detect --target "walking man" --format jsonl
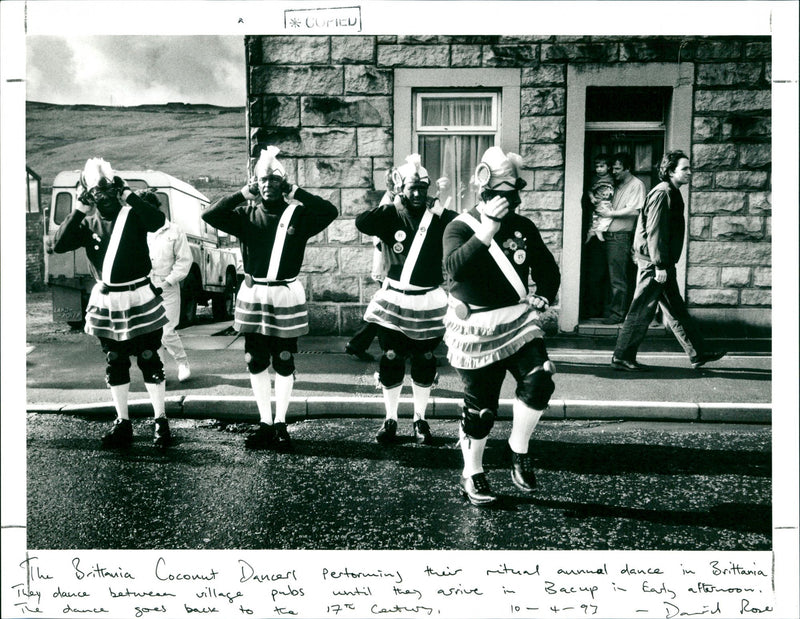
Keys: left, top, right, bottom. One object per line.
{"left": 611, "top": 151, "right": 726, "bottom": 371}
{"left": 355, "top": 155, "right": 456, "bottom": 445}
{"left": 595, "top": 153, "right": 646, "bottom": 324}
{"left": 140, "top": 190, "right": 193, "bottom": 382}
{"left": 202, "top": 146, "right": 338, "bottom": 450}
{"left": 53, "top": 158, "right": 171, "bottom": 448}
{"left": 443, "top": 146, "right": 560, "bottom": 506}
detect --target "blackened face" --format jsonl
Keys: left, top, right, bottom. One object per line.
{"left": 401, "top": 180, "right": 428, "bottom": 212}
{"left": 92, "top": 188, "right": 122, "bottom": 219}
{"left": 483, "top": 188, "right": 521, "bottom": 214}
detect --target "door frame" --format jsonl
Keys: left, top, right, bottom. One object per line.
{"left": 561, "top": 62, "right": 694, "bottom": 333}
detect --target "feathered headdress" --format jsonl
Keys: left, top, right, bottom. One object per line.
{"left": 473, "top": 147, "right": 527, "bottom": 191}
{"left": 254, "top": 145, "right": 286, "bottom": 178}
{"left": 80, "top": 157, "right": 115, "bottom": 190}
{"left": 391, "top": 153, "right": 430, "bottom": 189}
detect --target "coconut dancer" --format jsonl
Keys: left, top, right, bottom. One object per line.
{"left": 53, "top": 158, "right": 170, "bottom": 448}
{"left": 355, "top": 155, "right": 455, "bottom": 445}
{"left": 202, "top": 147, "right": 337, "bottom": 451}
{"left": 443, "top": 146, "right": 560, "bottom": 506}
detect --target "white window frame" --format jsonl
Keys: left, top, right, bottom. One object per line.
{"left": 393, "top": 69, "right": 520, "bottom": 170}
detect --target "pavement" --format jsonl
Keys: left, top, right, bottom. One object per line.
{"left": 26, "top": 319, "right": 772, "bottom": 424}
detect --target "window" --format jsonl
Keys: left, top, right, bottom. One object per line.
{"left": 395, "top": 69, "right": 520, "bottom": 211}
{"left": 27, "top": 168, "right": 41, "bottom": 213}
{"left": 126, "top": 179, "right": 150, "bottom": 191}
{"left": 154, "top": 192, "right": 171, "bottom": 219}
{"left": 53, "top": 192, "right": 72, "bottom": 225}
{"left": 414, "top": 92, "right": 499, "bottom": 211}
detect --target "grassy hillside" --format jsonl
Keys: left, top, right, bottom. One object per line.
{"left": 26, "top": 101, "right": 248, "bottom": 205}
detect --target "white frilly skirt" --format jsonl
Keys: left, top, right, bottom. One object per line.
{"left": 443, "top": 300, "right": 544, "bottom": 369}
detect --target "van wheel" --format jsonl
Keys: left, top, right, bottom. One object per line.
{"left": 212, "top": 270, "right": 236, "bottom": 321}
{"left": 179, "top": 272, "right": 200, "bottom": 327}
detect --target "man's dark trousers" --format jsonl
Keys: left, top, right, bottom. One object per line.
{"left": 603, "top": 231, "right": 633, "bottom": 322}
{"left": 614, "top": 260, "right": 706, "bottom": 362}
{"left": 348, "top": 320, "right": 378, "bottom": 353}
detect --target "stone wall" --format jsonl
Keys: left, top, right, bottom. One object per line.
{"left": 688, "top": 40, "right": 771, "bottom": 319}
{"left": 247, "top": 35, "right": 771, "bottom": 335}
{"left": 27, "top": 213, "right": 46, "bottom": 292}
{"left": 248, "top": 35, "right": 390, "bottom": 335}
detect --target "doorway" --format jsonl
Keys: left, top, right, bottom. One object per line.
{"left": 579, "top": 130, "right": 665, "bottom": 322}
{"left": 561, "top": 64, "right": 694, "bottom": 334}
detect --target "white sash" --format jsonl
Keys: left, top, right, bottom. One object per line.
{"left": 399, "top": 208, "right": 434, "bottom": 287}
{"left": 101, "top": 206, "right": 131, "bottom": 283}
{"left": 455, "top": 211, "right": 527, "bottom": 301}
{"left": 266, "top": 204, "right": 298, "bottom": 281}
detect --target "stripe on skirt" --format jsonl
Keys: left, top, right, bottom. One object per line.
{"left": 233, "top": 306, "right": 308, "bottom": 338}
{"left": 84, "top": 294, "right": 167, "bottom": 341}
{"left": 364, "top": 288, "right": 447, "bottom": 340}
{"left": 234, "top": 301, "right": 309, "bottom": 337}
{"left": 233, "top": 279, "right": 310, "bottom": 338}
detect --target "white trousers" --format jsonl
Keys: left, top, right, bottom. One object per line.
{"left": 160, "top": 283, "right": 187, "bottom": 364}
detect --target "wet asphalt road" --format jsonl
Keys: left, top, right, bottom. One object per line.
{"left": 27, "top": 414, "right": 770, "bottom": 551}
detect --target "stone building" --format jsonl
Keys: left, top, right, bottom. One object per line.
{"left": 245, "top": 35, "right": 771, "bottom": 337}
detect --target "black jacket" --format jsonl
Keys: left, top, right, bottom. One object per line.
{"left": 443, "top": 207, "right": 560, "bottom": 307}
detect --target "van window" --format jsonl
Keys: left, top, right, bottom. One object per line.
{"left": 53, "top": 192, "right": 73, "bottom": 225}
{"left": 154, "top": 192, "right": 171, "bottom": 219}
{"left": 126, "top": 179, "right": 149, "bottom": 191}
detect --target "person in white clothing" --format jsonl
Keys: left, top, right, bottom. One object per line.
{"left": 139, "top": 190, "right": 193, "bottom": 382}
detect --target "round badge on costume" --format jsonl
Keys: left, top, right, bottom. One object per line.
{"left": 509, "top": 241, "right": 518, "bottom": 250}
{"left": 453, "top": 299, "right": 471, "bottom": 320}
{"left": 514, "top": 231, "right": 522, "bottom": 238}
{"left": 393, "top": 242, "right": 404, "bottom": 253}
{"left": 394, "top": 230, "right": 406, "bottom": 242}
{"left": 514, "top": 249, "right": 526, "bottom": 264}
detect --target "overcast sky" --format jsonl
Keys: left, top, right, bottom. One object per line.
{"left": 26, "top": 36, "right": 246, "bottom": 107}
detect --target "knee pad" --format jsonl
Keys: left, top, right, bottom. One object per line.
{"left": 105, "top": 351, "right": 131, "bottom": 386}
{"left": 379, "top": 349, "right": 404, "bottom": 388}
{"left": 272, "top": 349, "right": 295, "bottom": 376}
{"left": 460, "top": 407, "right": 495, "bottom": 440}
{"left": 410, "top": 350, "right": 437, "bottom": 386}
{"left": 245, "top": 351, "right": 270, "bottom": 375}
{"left": 137, "top": 348, "right": 164, "bottom": 384}
{"left": 516, "top": 361, "right": 556, "bottom": 410}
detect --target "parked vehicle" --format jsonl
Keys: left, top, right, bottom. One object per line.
{"left": 43, "top": 170, "right": 241, "bottom": 327}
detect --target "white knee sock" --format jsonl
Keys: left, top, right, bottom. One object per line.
{"left": 507, "top": 398, "right": 543, "bottom": 454}
{"left": 249, "top": 369, "right": 273, "bottom": 424}
{"left": 109, "top": 383, "right": 130, "bottom": 420}
{"left": 382, "top": 384, "right": 402, "bottom": 420}
{"left": 144, "top": 380, "right": 167, "bottom": 419}
{"left": 144, "top": 381, "right": 166, "bottom": 419}
{"left": 460, "top": 429, "right": 488, "bottom": 477}
{"left": 411, "top": 383, "right": 431, "bottom": 421}
{"left": 273, "top": 373, "right": 294, "bottom": 424}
